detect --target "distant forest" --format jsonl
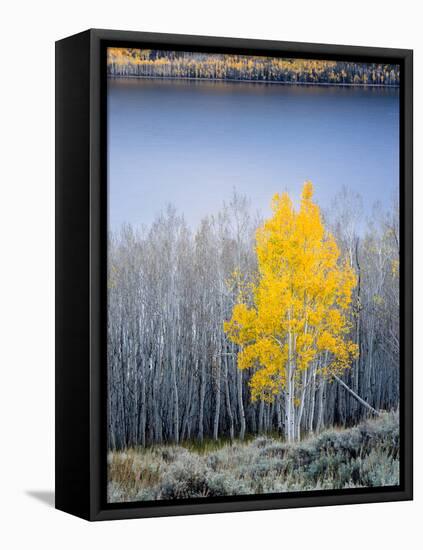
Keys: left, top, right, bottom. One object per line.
{"left": 107, "top": 48, "right": 400, "bottom": 86}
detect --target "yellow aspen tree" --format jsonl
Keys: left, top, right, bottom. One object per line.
{"left": 224, "top": 182, "right": 358, "bottom": 442}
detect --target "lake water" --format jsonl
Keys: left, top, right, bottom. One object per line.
{"left": 107, "top": 78, "right": 399, "bottom": 231}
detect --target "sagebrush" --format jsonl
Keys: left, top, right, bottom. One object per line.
{"left": 108, "top": 411, "right": 399, "bottom": 502}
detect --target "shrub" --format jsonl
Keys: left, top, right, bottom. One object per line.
{"left": 259, "top": 442, "right": 288, "bottom": 459}
{"left": 108, "top": 412, "right": 400, "bottom": 502}
{"left": 252, "top": 436, "right": 275, "bottom": 449}
{"left": 242, "top": 457, "right": 286, "bottom": 481}
{"left": 158, "top": 454, "right": 211, "bottom": 499}
{"left": 359, "top": 449, "right": 400, "bottom": 487}
{"left": 155, "top": 446, "right": 187, "bottom": 463}
{"left": 107, "top": 481, "right": 125, "bottom": 503}
{"left": 206, "top": 472, "right": 249, "bottom": 496}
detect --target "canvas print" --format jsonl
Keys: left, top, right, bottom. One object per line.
{"left": 106, "top": 48, "right": 400, "bottom": 503}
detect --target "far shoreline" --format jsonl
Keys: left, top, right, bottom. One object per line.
{"left": 106, "top": 74, "right": 400, "bottom": 88}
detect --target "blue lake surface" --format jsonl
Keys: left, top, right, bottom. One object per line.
{"left": 107, "top": 78, "right": 399, "bottom": 231}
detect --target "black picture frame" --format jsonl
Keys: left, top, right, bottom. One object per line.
{"left": 55, "top": 28, "right": 413, "bottom": 521}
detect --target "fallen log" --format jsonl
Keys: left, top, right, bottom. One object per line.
{"left": 333, "top": 375, "right": 381, "bottom": 416}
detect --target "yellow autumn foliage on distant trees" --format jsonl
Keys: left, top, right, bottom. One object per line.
{"left": 224, "top": 182, "right": 358, "bottom": 442}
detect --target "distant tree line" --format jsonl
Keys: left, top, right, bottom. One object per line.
{"left": 107, "top": 189, "right": 399, "bottom": 450}
{"left": 107, "top": 48, "right": 400, "bottom": 86}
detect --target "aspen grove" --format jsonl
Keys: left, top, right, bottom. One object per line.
{"left": 107, "top": 183, "right": 399, "bottom": 450}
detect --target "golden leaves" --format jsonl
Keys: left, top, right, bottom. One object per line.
{"left": 223, "top": 182, "right": 358, "bottom": 402}
{"left": 223, "top": 303, "right": 257, "bottom": 346}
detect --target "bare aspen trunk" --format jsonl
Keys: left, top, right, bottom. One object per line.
{"left": 295, "top": 370, "right": 307, "bottom": 441}
{"left": 224, "top": 353, "right": 235, "bottom": 440}
{"left": 153, "top": 350, "right": 163, "bottom": 443}
{"left": 285, "top": 376, "right": 295, "bottom": 442}
{"left": 276, "top": 394, "right": 283, "bottom": 434}
{"left": 316, "top": 377, "right": 326, "bottom": 433}
{"left": 284, "top": 387, "right": 291, "bottom": 441}
{"left": 181, "top": 368, "right": 194, "bottom": 440}
{"left": 198, "top": 358, "right": 206, "bottom": 442}
{"left": 285, "top": 324, "right": 296, "bottom": 443}
{"left": 213, "top": 355, "right": 221, "bottom": 441}
{"left": 353, "top": 238, "right": 361, "bottom": 420}
{"left": 140, "top": 357, "right": 146, "bottom": 447}
{"left": 308, "top": 364, "right": 317, "bottom": 434}
{"left": 171, "top": 352, "right": 179, "bottom": 444}
{"left": 237, "top": 367, "right": 246, "bottom": 440}
{"left": 258, "top": 399, "right": 265, "bottom": 433}
{"left": 266, "top": 403, "right": 271, "bottom": 432}
{"left": 285, "top": 331, "right": 291, "bottom": 441}
{"left": 290, "top": 372, "right": 296, "bottom": 441}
